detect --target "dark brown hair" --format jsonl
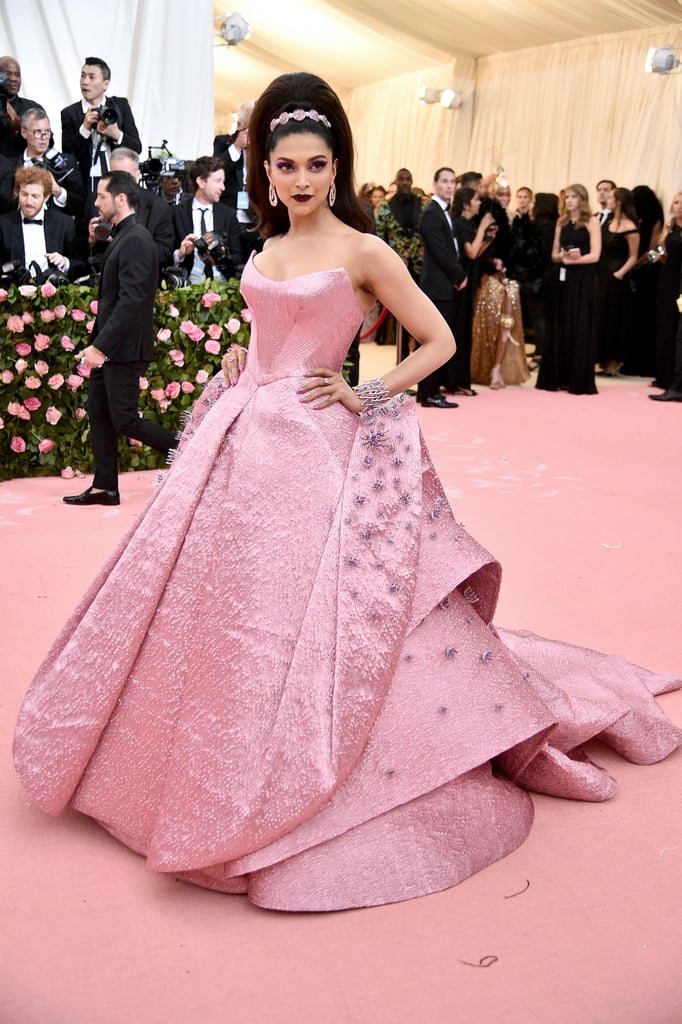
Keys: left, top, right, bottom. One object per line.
{"left": 248, "top": 72, "right": 372, "bottom": 238}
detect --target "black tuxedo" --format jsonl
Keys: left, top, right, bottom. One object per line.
{"left": 83, "top": 187, "right": 175, "bottom": 276}
{"left": 417, "top": 199, "right": 466, "bottom": 398}
{"left": 61, "top": 96, "right": 141, "bottom": 190}
{"left": 86, "top": 214, "right": 176, "bottom": 490}
{"left": 0, "top": 206, "right": 82, "bottom": 279}
{"left": 8, "top": 151, "right": 85, "bottom": 219}
{"left": 212, "top": 133, "right": 245, "bottom": 207}
{"left": 173, "top": 195, "right": 245, "bottom": 278}
{"left": 0, "top": 152, "right": 14, "bottom": 213}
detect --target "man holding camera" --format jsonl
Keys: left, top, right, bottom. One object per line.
{"left": 7, "top": 108, "right": 85, "bottom": 220}
{"left": 61, "top": 57, "right": 141, "bottom": 196}
{"left": 64, "top": 170, "right": 177, "bottom": 507}
{"left": 173, "top": 156, "right": 245, "bottom": 283}
{"left": 0, "top": 165, "right": 80, "bottom": 282}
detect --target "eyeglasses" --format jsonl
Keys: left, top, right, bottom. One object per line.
{"left": 28, "top": 129, "right": 51, "bottom": 139}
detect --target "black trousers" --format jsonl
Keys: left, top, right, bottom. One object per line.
{"left": 417, "top": 298, "right": 454, "bottom": 401}
{"left": 88, "top": 362, "right": 177, "bottom": 490}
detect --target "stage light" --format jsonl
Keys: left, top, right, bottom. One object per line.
{"left": 219, "top": 12, "right": 251, "bottom": 46}
{"left": 439, "top": 89, "right": 463, "bottom": 109}
{"left": 645, "top": 45, "right": 681, "bottom": 74}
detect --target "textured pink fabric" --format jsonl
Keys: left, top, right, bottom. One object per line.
{"left": 13, "top": 258, "right": 682, "bottom": 911}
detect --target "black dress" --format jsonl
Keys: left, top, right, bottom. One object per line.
{"left": 653, "top": 224, "right": 682, "bottom": 389}
{"left": 596, "top": 228, "right": 638, "bottom": 367}
{"left": 537, "top": 222, "right": 597, "bottom": 395}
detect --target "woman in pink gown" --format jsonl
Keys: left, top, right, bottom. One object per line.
{"left": 14, "top": 73, "right": 681, "bottom": 912}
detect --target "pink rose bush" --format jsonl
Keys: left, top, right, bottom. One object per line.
{"left": 2, "top": 277, "right": 250, "bottom": 479}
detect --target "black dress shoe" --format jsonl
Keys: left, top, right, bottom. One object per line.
{"left": 405, "top": 388, "right": 418, "bottom": 397}
{"left": 421, "top": 395, "right": 459, "bottom": 408}
{"left": 649, "top": 390, "right": 682, "bottom": 402}
{"left": 63, "top": 486, "right": 120, "bottom": 506}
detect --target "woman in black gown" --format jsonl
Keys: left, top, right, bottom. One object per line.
{"left": 596, "top": 188, "right": 639, "bottom": 377}
{"left": 650, "top": 192, "right": 682, "bottom": 390}
{"left": 537, "top": 184, "right": 601, "bottom": 395}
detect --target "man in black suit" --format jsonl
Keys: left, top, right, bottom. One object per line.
{"left": 213, "top": 99, "right": 262, "bottom": 258}
{"left": 173, "top": 156, "right": 245, "bottom": 283}
{"left": 82, "top": 148, "right": 174, "bottom": 277}
{"left": 10, "top": 108, "right": 85, "bottom": 220}
{"left": 416, "top": 167, "right": 467, "bottom": 408}
{"left": 0, "top": 56, "right": 43, "bottom": 159}
{"left": 0, "top": 165, "right": 81, "bottom": 280}
{"left": 64, "top": 171, "right": 177, "bottom": 507}
{"left": 61, "top": 57, "right": 141, "bottom": 198}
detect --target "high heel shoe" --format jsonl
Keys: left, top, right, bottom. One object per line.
{"left": 499, "top": 315, "right": 520, "bottom": 347}
{"left": 490, "top": 365, "right": 505, "bottom": 390}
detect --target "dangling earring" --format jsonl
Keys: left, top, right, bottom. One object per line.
{"left": 268, "top": 182, "right": 278, "bottom": 207}
{"left": 329, "top": 181, "right": 336, "bottom": 207}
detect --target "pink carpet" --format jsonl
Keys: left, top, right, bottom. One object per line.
{"left": 2, "top": 376, "right": 681, "bottom": 1024}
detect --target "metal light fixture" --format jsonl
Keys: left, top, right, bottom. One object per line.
{"left": 645, "top": 45, "right": 681, "bottom": 74}
{"left": 219, "top": 12, "right": 251, "bottom": 46}
{"left": 419, "top": 86, "right": 462, "bottom": 108}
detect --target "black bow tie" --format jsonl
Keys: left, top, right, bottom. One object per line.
{"left": 23, "top": 218, "right": 43, "bottom": 225}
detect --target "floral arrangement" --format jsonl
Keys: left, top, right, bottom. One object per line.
{"left": 0, "top": 278, "right": 251, "bottom": 480}
{"left": 375, "top": 200, "right": 426, "bottom": 279}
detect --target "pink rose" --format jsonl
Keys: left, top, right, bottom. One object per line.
{"left": 46, "top": 406, "right": 62, "bottom": 425}
{"left": 240, "top": 308, "right": 252, "bottom": 323}
{"left": 129, "top": 437, "right": 142, "bottom": 447}
{"left": 150, "top": 388, "right": 166, "bottom": 403}
{"left": 89, "top": 299, "right": 98, "bottom": 314}
{"left": 204, "top": 339, "right": 221, "bottom": 355}
{"left": 34, "top": 334, "right": 51, "bottom": 351}
{"left": 25, "top": 376, "right": 42, "bottom": 390}
{"left": 1, "top": 370, "right": 14, "bottom": 385}
{"left": 195, "top": 370, "right": 209, "bottom": 385}
{"left": 86, "top": 320, "right": 95, "bottom": 334}
{"left": 61, "top": 335, "right": 75, "bottom": 351}
{"left": 15, "top": 342, "right": 32, "bottom": 357}
{"left": 181, "top": 381, "right": 195, "bottom": 394}
{"left": 201, "top": 291, "right": 221, "bottom": 308}
{"left": 77, "top": 362, "right": 91, "bottom": 378}
{"left": 34, "top": 360, "right": 49, "bottom": 376}
{"left": 7, "top": 402, "right": 22, "bottom": 416}
{"left": 22, "top": 311, "right": 34, "bottom": 324}
{"left": 168, "top": 304, "right": 179, "bottom": 317}
{"left": 41, "top": 282, "right": 57, "bottom": 298}
{"left": 54, "top": 304, "right": 67, "bottom": 319}
{"left": 226, "top": 318, "right": 241, "bottom": 335}
{"left": 207, "top": 323, "right": 222, "bottom": 340}
{"left": 15, "top": 359, "right": 28, "bottom": 373}
{"left": 10, "top": 436, "right": 26, "bottom": 453}
{"left": 0, "top": 288, "right": 8, "bottom": 301}
{"left": 156, "top": 327, "right": 171, "bottom": 342}
{"left": 48, "top": 373, "right": 65, "bottom": 389}
{"left": 40, "top": 309, "right": 56, "bottom": 322}
{"left": 23, "top": 397, "right": 41, "bottom": 411}
{"left": 179, "top": 319, "right": 196, "bottom": 336}
{"left": 74, "top": 407, "right": 87, "bottom": 421}
{"left": 71, "top": 308, "right": 87, "bottom": 322}
{"left": 138, "top": 376, "right": 149, "bottom": 390}
{"left": 61, "top": 466, "right": 75, "bottom": 479}
{"left": 169, "top": 349, "right": 185, "bottom": 367}
{"left": 7, "top": 315, "right": 24, "bottom": 333}
{"left": 17, "top": 406, "right": 30, "bottom": 421}
{"left": 159, "top": 399, "right": 170, "bottom": 412}
{"left": 165, "top": 381, "right": 181, "bottom": 399}
{"left": 188, "top": 327, "right": 204, "bottom": 342}
{"left": 0, "top": 417, "right": 3, "bottom": 429}
{"left": 38, "top": 438, "right": 55, "bottom": 454}
{"left": 66, "top": 374, "right": 83, "bottom": 389}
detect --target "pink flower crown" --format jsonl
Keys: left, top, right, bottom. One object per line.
{"left": 269, "top": 108, "right": 332, "bottom": 133}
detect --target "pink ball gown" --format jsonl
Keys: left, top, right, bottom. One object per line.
{"left": 13, "top": 255, "right": 681, "bottom": 911}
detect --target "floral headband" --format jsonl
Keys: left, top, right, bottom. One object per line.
{"left": 269, "top": 108, "right": 332, "bottom": 133}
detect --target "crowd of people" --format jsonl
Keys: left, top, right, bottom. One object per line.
{"left": 361, "top": 169, "right": 682, "bottom": 404}
{"left": 1, "top": 52, "right": 681, "bottom": 403}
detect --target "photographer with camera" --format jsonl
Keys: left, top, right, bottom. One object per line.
{"left": 0, "top": 165, "right": 83, "bottom": 284}
{"left": 0, "top": 56, "right": 43, "bottom": 160}
{"left": 8, "top": 108, "right": 85, "bottom": 220}
{"left": 173, "top": 155, "right": 245, "bottom": 283}
{"left": 82, "top": 148, "right": 174, "bottom": 280}
{"left": 61, "top": 57, "right": 141, "bottom": 197}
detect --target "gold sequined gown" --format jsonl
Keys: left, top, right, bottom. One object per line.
{"left": 471, "top": 272, "right": 530, "bottom": 386}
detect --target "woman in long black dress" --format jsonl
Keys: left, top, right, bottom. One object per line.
{"left": 596, "top": 188, "right": 640, "bottom": 377}
{"left": 537, "top": 184, "right": 601, "bottom": 395}
{"left": 650, "top": 192, "right": 682, "bottom": 390}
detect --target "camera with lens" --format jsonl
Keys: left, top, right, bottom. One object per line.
{"left": 1, "top": 259, "right": 31, "bottom": 287}
{"left": 95, "top": 104, "right": 118, "bottom": 126}
{"left": 161, "top": 266, "right": 189, "bottom": 289}
{"left": 194, "top": 232, "right": 236, "bottom": 279}
{"left": 34, "top": 148, "right": 74, "bottom": 185}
